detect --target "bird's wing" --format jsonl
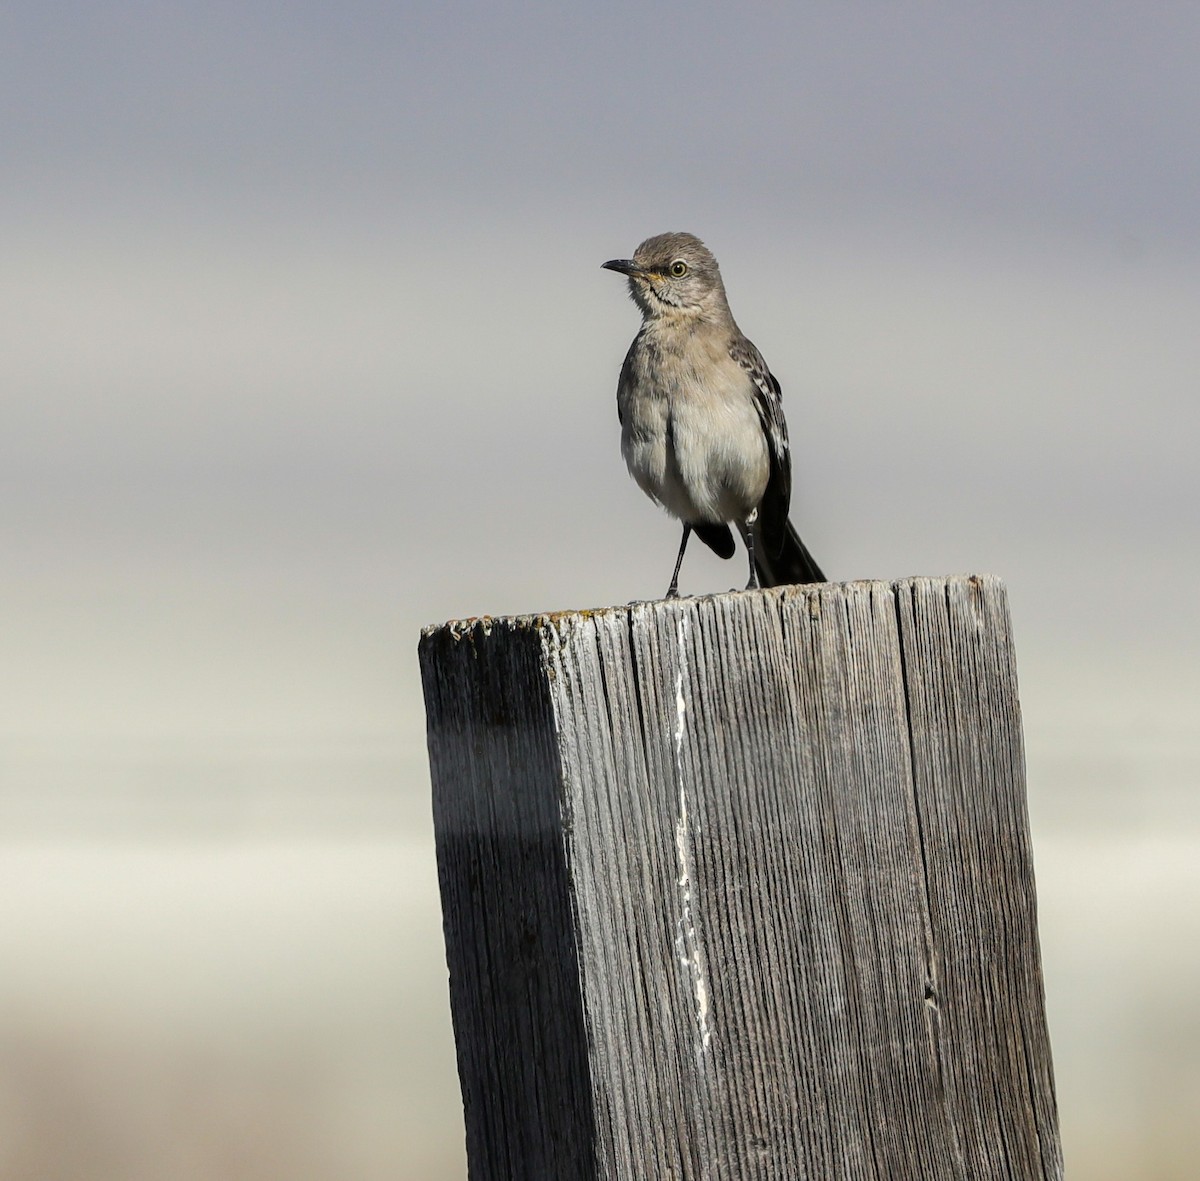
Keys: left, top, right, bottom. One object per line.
{"left": 615, "top": 345, "right": 636, "bottom": 427}
{"left": 729, "top": 334, "right": 792, "bottom": 556}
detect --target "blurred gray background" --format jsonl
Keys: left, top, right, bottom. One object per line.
{"left": 3, "top": 3, "right": 1198, "bottom": 1178}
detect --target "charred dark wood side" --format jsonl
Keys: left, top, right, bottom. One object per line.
{"left": 418, "top": 575, "right": 1063, "bottom": 1181}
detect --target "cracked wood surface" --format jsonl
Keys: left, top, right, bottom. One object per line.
{"left": 419, "top": 575, "right": 1062, "bottom": 1180}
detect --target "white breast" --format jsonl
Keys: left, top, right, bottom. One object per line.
{"left": 620, "top": 334, "right": 768, "bottom": 525}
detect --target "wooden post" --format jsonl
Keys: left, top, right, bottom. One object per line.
{"left": 418, "top": 575, "right": 1063, "bottom": 1180}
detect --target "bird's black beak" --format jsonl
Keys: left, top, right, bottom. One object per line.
{"left": 601, "top": 258, "right": 639, "bottom": 276}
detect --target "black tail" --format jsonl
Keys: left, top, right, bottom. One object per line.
{"left": 692, "top": 521, "right": 736, "bottom": 559}
{"left": 753, "top": 520, "right": 826, "bottom": 587}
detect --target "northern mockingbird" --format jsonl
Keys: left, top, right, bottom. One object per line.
{"left": 602, "top": 232, "right": 826, "bottom": 598}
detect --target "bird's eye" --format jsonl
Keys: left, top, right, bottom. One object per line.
{"left": 669, "top": 259, "right": 689, "bottom": 278}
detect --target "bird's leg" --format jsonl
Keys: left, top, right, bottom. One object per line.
{"left": 742, "top": 511, "right": 761, "bottom": 591}
{"left": 665, "top": 524, "right": 692, "bottom": 599}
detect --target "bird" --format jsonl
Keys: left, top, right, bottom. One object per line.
{"left": 602, "top": 232, "right": 825, "bottom": 598}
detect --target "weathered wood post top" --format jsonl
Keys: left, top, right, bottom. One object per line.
{"left": 419, "top": 575, "right": 1063, "bottom": 1181}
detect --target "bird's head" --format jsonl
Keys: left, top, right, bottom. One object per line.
{"left": 602, "top": 232, "right": 727, "bottom": 319}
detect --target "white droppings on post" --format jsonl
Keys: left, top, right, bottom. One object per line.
{"left": 672, "top": 608, "right": 712, "bottom": 1057}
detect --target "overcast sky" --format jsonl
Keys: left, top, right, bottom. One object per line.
{"left": 4, "top": 3, "right": 1198, "bottom": 741}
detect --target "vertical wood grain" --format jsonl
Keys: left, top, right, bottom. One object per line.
{"left": 419, "top": 576, "right": 1062, "bottom": 1180}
